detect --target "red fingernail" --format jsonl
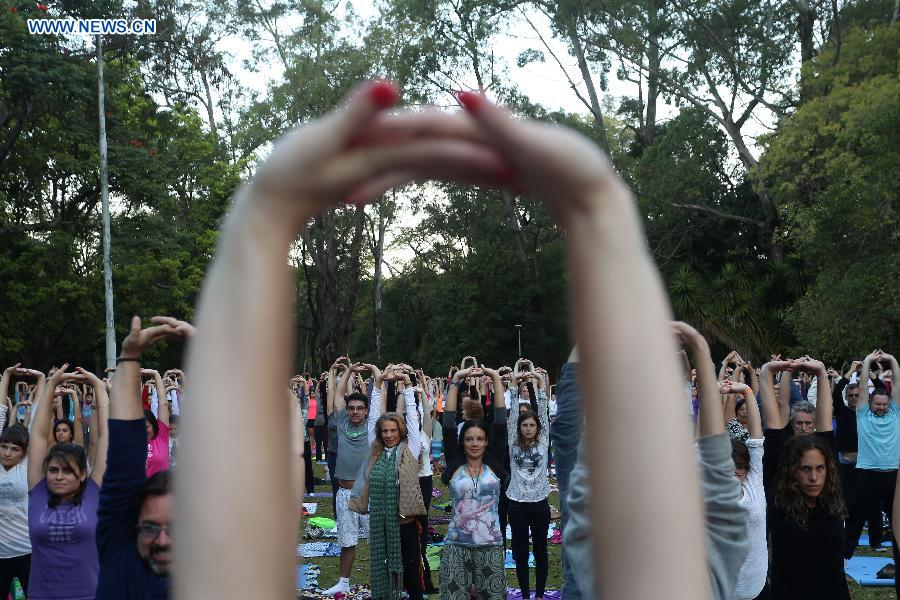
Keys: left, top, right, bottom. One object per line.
{"left": 496, "top": 164, "right": 517, "bottom": 182}
{"left": 369, "top": 81, "right": 399, "bottom": 108}
{"left": 456, "top": 91, "right": 482, "bottom": 113}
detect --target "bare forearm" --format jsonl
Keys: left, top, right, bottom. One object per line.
{"left": 815, "top": 373, "right": 832, "bottom": 431}
{"left": 760, "top": 367, "right": 780, "bottom": 429}
{"left": 744, "top": 390, "right": 763, "bottom": 438}
{"left": 179, "top": 201, "right": 300, "bottom": 599}
{"left": 569, "top": 200, "right": 708, "bottom": 600}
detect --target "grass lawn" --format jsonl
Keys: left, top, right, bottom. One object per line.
{"left": 298, "top": 460, "right": 894, "bottom": 599}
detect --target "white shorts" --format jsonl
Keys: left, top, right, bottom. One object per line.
{"left": 335, "top": 487, "right": 369, "bottom": 548}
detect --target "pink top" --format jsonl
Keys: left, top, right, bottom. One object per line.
{"left": 308, "top": 391, "right": 318, "bottom": 420}
{"left": 146, "top": 420, "right": 171, "bottom": 477}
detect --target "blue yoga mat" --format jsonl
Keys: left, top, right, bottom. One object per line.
{"left": 845, "top": 556, "right": 894, "bottom": 587}
{"left": 504, "top": 549, "right": 535, "bottom": 569}
{"left": 859, "top": 534, "right": 892, "bottom": 548}
{"left": 296, "top": 564, "right": 308, "bottom": 589}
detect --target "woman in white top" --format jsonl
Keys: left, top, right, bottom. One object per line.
{"left": 0, "top": 364, "right": 32, "bottom": 597}
{"left": 722, "top": 379, "right": 768, "bottom": 600}
{"left": 505, "top": 359, "right": 551, "bottom": 600}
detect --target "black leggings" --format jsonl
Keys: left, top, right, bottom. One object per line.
{"left": 417, "top": 475, "right": 434, "bottom": 583}
{"left": 399, "top": 520, "right": 424, "bottom": 600}
{"left": 303, "top": 439, "right": 314, "bottom": 494}
{"left": 508, "top": 498, "right": 550, "bottom": 598}
{"left": 314, "top": 425, "right": 327, "bottom": 460}
{"left": 0, "top": 553, "right": 30, "bottom": 597}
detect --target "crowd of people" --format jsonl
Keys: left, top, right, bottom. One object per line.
{"left": 0, "top": 82, "right": 897, "bottom": 600}
{"left": 2, "top": 339, "right": 896, "bottom": 600}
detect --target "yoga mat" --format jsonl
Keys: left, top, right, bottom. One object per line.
{"left": 504, "top": 549, "right": 535, "bottom": 569}
{"left": 859, "top": 534, "right": 892, "bottom": 548}
{"left": 297, "top": 541, "right": 342, "bottom": 558}
{"left": 506, "top": 590, "right": 561, "bottom": 600}
{"left": 845, "top": 556, "right": 894, "bottom": 587}
{"left": 303, "top": 502, "right": 318, "bottom": 515}
{"left": 429, "top": 515, "right": 451, "bottom": 525}
{"left": 426, "top": 544, "right": 443, "bottom": 571}
{"left": 296, "top": 563, "right": 321, "bottom": 589}
{"left": 308, "top": 516, "right": 336, "bottom": 530}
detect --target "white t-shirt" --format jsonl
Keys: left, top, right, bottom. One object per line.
{"left": 418, "top": 432, "right": 433, "bottom": 477}
{"left": 735, "top": 439, "right": 767, "bottom": 600}
{"left": 0, "top": 459, "right": 31, "bottom": 558}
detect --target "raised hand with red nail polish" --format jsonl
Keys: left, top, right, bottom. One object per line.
{"left": 243, "top": 81, "right": 514, "bottom": 234}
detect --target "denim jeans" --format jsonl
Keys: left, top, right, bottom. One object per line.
{"left": 549, "top": 362, "right": 583, "bottom": 599}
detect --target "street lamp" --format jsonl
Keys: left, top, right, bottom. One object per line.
{"left": 515, "top": 324, "right": 523, "bottom": 357}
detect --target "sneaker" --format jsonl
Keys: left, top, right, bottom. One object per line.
{"left": 322, "top": 580, "right": 350, "bottom": 596}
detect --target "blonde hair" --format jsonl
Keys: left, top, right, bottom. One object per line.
{"left": 370, "top": 412, "right": 408, "bottom": 462}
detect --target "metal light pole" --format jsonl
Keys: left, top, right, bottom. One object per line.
{"left": 515, "top": 324, "right": 523, "bottom": 357}
{"left": 97, "top": 34, "right": 116, "bottom": 369}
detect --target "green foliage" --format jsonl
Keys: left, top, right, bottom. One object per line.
{"left": 763, "top": 25, "right": 900, "bottom": 359}
{"left": 2, "top": 0, "right": 897, "bottom": 376}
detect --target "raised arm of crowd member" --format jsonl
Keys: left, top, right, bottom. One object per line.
{"left": 803, "top": 359, "right": 833, "bottom": 432}
{"left": 442, "top": 366, "right": 479, "bottom": 435}
{"left": 332, "top": 362, "right": 355, "bottom": 414}
{"left": 760, "top": 360, "right": 790, "bottom": 430}
{"left": 719, "top": 351, "right": 738, "bottom": 382}
{"left": 143, "top": 369, "right": 170, "bottom": 426}
{"left": 326, "top": 362, "right": 337, "bottom": 415}
{"left": 27, "top": 365, "right": 72, "bottom": 488}
{"left": 725, "top": 382, "right": 763, "bottom": 440}
{"left": 362, "top": 363, "right": 384, "bottom": 444}
{"left": 395, "top": 369, "right": 422, "bottom": 460}
{"left": 75, "top": 367, "right": 109, "bottom": 485}
{"left": 94, "top": 316, "right": 190, "bottom": 599}
{"left": 0, "top": 364, "right": 18, "bottom": 430}
{"left": 740, "top": 361, "right": 759, "bottom": 395}
{"left": 673, "top": 321, "right": 750, "bottom": 600}
{"left": 67, "top": 383, "right": 85, "bottom": 446}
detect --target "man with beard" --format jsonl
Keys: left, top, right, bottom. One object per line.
{"left": 95, "top": 316, "right": 190, "bottom": 599}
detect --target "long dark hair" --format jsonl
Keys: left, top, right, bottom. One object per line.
{"left": 515, "top": 409, "right": 541, "bottom": 449}
{"left": 144, "top": 408, "right": 159, "bottom": 440}
{"left": 441, "top": 420, "right": 509, "bottom": 491}
{"left": 43, "top": 443, "right": 89, "bottom": 508}
{"left": 731, "top": 439, "right": 750, "bottom": 472}
{"left": 53, "top": 419, "right": 75, "bottom": 442}
{"left": 0, "top": 424, "right": 29, "bottom": 453}
{"left": 774, "top": 435, "right": 845, "bottom": 528}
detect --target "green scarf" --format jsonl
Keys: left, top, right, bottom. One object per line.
{"left": 369, "top": 447, "right": 403, "bottom": 600}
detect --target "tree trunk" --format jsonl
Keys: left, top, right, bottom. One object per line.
{"left": 644, "top": 0, "right": 661, "bottom": 146}
{"left": 566, "top": 19, "right": 611, "bottom": 153}
{"left": 501, "top": 191, "right": 528, "bottom": 268}
{"left": 373, "top": 197, "right": 387, "bottom": 362}
{"left": 797, "top": 0, "right": 816, "bottom": 99}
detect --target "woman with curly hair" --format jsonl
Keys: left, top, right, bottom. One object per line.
{"left": 760, "top": 357, "right": 848, "bottom": 600}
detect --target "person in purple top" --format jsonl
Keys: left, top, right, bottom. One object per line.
{"left": 26, "top": 365, "right": 109, "bottom": 600}
{"left": 95, "top": 315, "right": 192, "bottom": 600}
